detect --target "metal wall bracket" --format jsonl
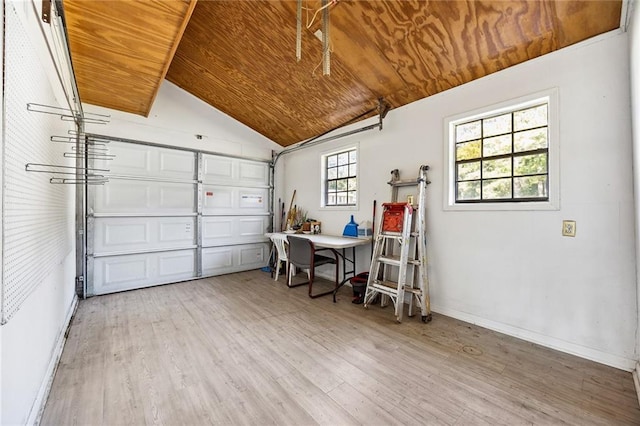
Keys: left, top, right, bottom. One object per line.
{"left": 42, "top": 0, "right": 52, "bottom": 23}
{"left": 27, "top": 103, "right": 111, "bottom": 125}
{"left": 378, "top": 97, "right": 390, "bottom": 131}
{"left": 26, "top": 163, "right": 110, "bottom": 184}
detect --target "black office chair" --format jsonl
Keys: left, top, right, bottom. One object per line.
{"left": 287, "top": 235, "right": 339, "bottom": 298}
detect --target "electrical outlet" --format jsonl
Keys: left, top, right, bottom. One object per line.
{"left": 562, "top": 220, "right": 576, "bottom": 237}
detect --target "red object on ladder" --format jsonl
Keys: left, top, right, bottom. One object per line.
{"left": 381, "top": 202, "right": 412, "bottom": 233}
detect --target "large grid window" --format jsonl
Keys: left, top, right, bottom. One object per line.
{"left": 324, "top": 148, "right": 357, "bottom": 206}
{"left": 454, "top": 102, "right": 549, "bottom": 203}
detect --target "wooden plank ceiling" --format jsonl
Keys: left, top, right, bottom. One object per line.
{"left": 64, "top": 1, "right": 622, "bottom": 147}
{"left": 63, "top": 0, "right": 197, "bottom": 116}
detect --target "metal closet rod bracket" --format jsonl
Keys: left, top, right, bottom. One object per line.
{"left": 71, "top": 145, "right": 109, "bottom": 152}
{"left": 51, "top": 135, "right": 108, "bottom": 146}
{"left": 63, "top": 152, "right": 115, "bottom": 160}
{"left": 50, "top": 177, "right": 108, "bottom": 185}
{"left": 27, "top": 102, "right": 111, "bottom": 125}
{"left": 67, "top": 130, "right": 117, "bottom": 145}
{"left": 25, "top": 163, "right": 110, "bottom": 174}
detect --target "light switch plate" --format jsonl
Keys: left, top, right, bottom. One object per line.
{"left": 562, "top": 220, "right": 576, "bottom": 237}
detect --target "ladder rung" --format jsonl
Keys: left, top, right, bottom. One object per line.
{"left": 379, "top": 231, "right": 418, "bottom": 238}
{"left": 371, "top": 279, "right": 398, "bottom": 290}
{"left": 379, "top": 231, "right": 403, "bottom": 237}
{"left": 388, "top": 179, "right": 419, "bottom": 187}
{"left": 369, "top": 282, "right": 424, "bottom": 299}
{"left": 369, "top": 285, "right": 400, "bottom": 298}
{"left": 376, "top": 255, "right": 420, "bottom": 266}
{"left": 371, "top": 279, "right": 424, "bottom": 291}
{"left": 377, "top": 256, "right": 400, "bottom": 266}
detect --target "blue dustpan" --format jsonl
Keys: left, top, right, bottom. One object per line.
{"left": 342, "top": 215, "right": 358, "bottom": 237}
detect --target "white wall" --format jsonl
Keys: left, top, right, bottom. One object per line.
{"left": 1, "top": 1, "right": 78, "bottom": 424}
{"left": 629, "top": 0, "right": 640, "bottom": 363}
{"left": 0, "top": 0, "right": 5, "bottom": 418}
{"left": 82, "top": 80, "right": 282, "bottom": 161}
{"left": 2, "top": 255, "right": 77, "bottom": 425}
{"left": 277, "top": 29, "right": 637, "bottom": 370}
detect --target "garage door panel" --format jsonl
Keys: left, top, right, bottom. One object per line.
{"left": 239, "top": 189, "right": 267, "bottom": 211}
{"left": 202, "top": 247, "right": 233, "bottom": 273}
{"left": 104, "top": 257, "right": 150, "bottom": 285}
{"left": 238, "top": 161, "right": 269, "bottom": 183}
{"left": 93, "top": 249, "right": 196, "bottom": 295}
{"left": 202, "top": 216, "right": 268, "bottom": 246}
{"left": 93, "top": 180, "right": 196, "bottom": 215}
{"left": 104, "top": 221, "right": 149, "bottom": 246}
{"left": 97, "top": 144, "right": 150, "bottom": 174}
{"left": 95, "top": 255, "right": 151, "bottom": 294}
{"left": 159, "top": 221, "right": 194, "bottom": 243}
{"left": 239, "top": 245, "right": 267, "bottom": 266}
{"left": 202, "top": 243, "right": 269, "bottom": 276}
{"left": 202, "top": 185, "right": 268, "bottom": 215}
{"left": 93, "top": 217, "right": 196, "bottom": 254}
{"left": 88, "top": 140, "right": 271, "bottom": 296}
{"left": 98, "top": 142, "right": 195, "bottom": 180}
{"left": 202, "top": 218, "right": 233, "bottom": 241}
{"left": 102, "top": 181, "right": 150, "bottom": 211}
{"left": 158, "top": 251, "right": 196, "bottom": 276}
{"left": 203, "top": 156, "right": 233, "bottom": 181}
{"left": 203, "top": 187, "right": 233, "bottom": 211}
{"left": 159, "top": 185, "right": 195, "bottom": 210}
{"left": 202, "top": 155, "right": 269, "bottom": 187}
{"left": 239, "top": 217, "right": 268, "bottom": 237}
{"left": 159, "top": 151, "right": 195, "bottom": 178}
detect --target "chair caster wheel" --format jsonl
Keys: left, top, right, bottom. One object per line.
{"left": 422, "top": 314, "right": 432, "bottom": 323}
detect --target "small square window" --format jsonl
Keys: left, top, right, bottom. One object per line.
{"left": 444, "top": 89, "right": 559, "bottom": 211}
{"left": 322, "top": 147, "right": 357, "bottom": 207}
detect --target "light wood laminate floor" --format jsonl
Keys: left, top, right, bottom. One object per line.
{"left": 42, "top": 270, "right": 640, "bottom": 425}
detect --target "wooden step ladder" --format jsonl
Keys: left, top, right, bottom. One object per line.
{"left": 363, "top": 165, "right": 432, "bottom": 323}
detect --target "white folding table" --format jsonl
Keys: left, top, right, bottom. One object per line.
{"left": 267, "top": 232, "right": 371, "bottom": 300}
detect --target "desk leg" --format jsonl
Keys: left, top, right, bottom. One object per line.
{"left": 332, "top": 246, "right": 357, "bottom": 303}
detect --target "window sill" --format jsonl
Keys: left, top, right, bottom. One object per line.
{"left": 443, "top": 200, "right": 559, "bottom": 212}
{"left": 320, "top": 205, "right": 359, "bottom": 212}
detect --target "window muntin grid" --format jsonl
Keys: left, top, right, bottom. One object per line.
{"left": 325, "top": 149, "right": 357, "bottom": 206}
{"left": 454, "top": 103, "right": 549, "bottom": 203}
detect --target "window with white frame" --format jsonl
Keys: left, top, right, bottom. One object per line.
{"left": 322, "top": 147, "right": 357, "bottom": 207}
{"left": 445, "top": 90, "right": 558, "bottom": 210}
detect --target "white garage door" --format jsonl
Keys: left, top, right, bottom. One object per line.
{"left": 87, "top": 139, "right": 271, "bottom": 296}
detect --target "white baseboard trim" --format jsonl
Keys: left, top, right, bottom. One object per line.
{"left": 27, "top": 295, "right": 78, "bottom": 425}
{"left": 432, "top": 304, "right": 636, "bottom": 371}
{"left": 633, "top": 362, "right": 640, "bottom": 408}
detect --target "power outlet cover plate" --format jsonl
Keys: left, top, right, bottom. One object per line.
{"left": 562, "top": 220, "right": 576, "bottom": 237}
